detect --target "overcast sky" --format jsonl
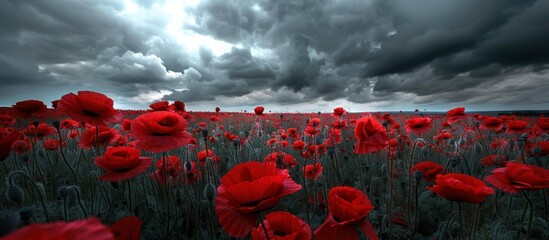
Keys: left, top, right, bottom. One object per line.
{"left": 1, "top": 0, "right": 548, "bottom": 112}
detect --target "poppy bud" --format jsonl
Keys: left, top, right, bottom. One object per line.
{"left": 56, "top": 186, "right": 68, "bottom": 199}
{"left": 202, "top": 129, "right": 209, "bottom": 138}
{"left": 232, "top": 139, "right": 239, "bottom": 148}
{"left": 203, "top": 183, "right": 216, "bottom": 201}
{"left": 21, "top": 155, "right": 29, "bottom": 163}
{"left": 52, "top": 121, "right": 61, "bottom": 129}
{"left": 257, "top": 130, "right": 263, "bottom": 138}
{"left": 327, "top": 147, "right": 335, "bottom": 157}
{"left": 244, "top": 131, "right": 249, "bottom": 137}
{"left": 7, "top": 185, "right": 24, "bottom": 205}
{"left": 280, "top": 114, "right": 284, "bottom": 119}
{"left": 422, "top": 147, "right": 429, "bottom": 156}
{"left": 532, "top": 146, "right": 541, "bottom": 155}
{"left": 475, "top": 142, "right": 482, "bottom": 153}
{"left": 19, "top": 206, "right": 34, "bottom": 223}
{"left": 521, "top": 133, "right": 528, "bottom": 140}
{"left": 449, "top": 139, "right": 456, "bottom": 146}
{"left": 32, "top": 121, "right": 39, "bottom": 128}
{"left": 184, "top": 160, "right": 192, "bottom": 171}
{"left": 381, "top": 164, "right": 387, "bottom": 174}
{"left": 38, "top": 150, "right": 45, "bottom": 158}
{"left": 0, "top": 209, "right": 20, "bottom": 236}
{"left": 413, "top": 170, "right": 423, "bottom": 183}
{"left": 458, "top": 138, "right": 466, "bottom": 146}
{"left": 509, "top": 139, "right": 515, "bottom": 149}
{"left": 110, "top": 181, "right": 120, "bottom": 189}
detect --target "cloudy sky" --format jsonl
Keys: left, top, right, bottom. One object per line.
{"left": 1, "top": 0, "right": 548, "bottom": 112}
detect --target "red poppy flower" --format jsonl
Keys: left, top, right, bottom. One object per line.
{"left": 1, "top": 127, "right": 21, "bottom": 161}
{"left": 2, "top": 217, "right": 114, "bottom": 240}
{"left": 51, "top": 99, "right": 60, "bottom": 109}
{"left": 43, "top": 139, "right": 65, "bottom": 151}
{"left": 168, "top": 100, "right": 186, "bottom": 112}
{"left": 61, "top": 119, "right": 79, "bottom": 129}
{"left": 506, "top": 120, "right": 529, "bottom": 134}
{"left": 79, "top": 126, "right": 121, "bottom": 149}
{"left": 287, "top": 128, "right": 299, "bottom": 139}
{"left": 57, "top": 91, "right": 122, "bottom": 126}
{"left": 485, "top": 162, "right": 549, "bottom": 194}
{"left": 480, "top": 117, "right": 503, "bottom": 131}
{"left": 12, "top": 100, "right": 47, "bottom": 118}
{"left": 446, "top": 107, "right": 468, "bottom": 123}
{"left": 314, "top": 186, "right": 378, "bottom": 240}
{"left": 0, "top": 114, "right": 16, "bottom": 127}
{"left": 254, "top": 106, "right": 265, "bottom": 116}
{"left": 197, "top": 149, "right": 215, "bottom": 161}
{"left": 304, "top": 163, "right": 323, "bottom": 180}
{"left": 410, "top": 161, "right": 444, "bottom": 182}
{"left": 353, "top": 116, "right": 388, "bottom": 154}
{"left": 149, "top": 101, "right": 170, "bottom": 111}
{"left": 215, "top": 161, "right": 302, "bottom": 237}
{"left": 427, "top": 173, "right": 494, "bottom": 204}
{"left": 293, "top": 140, "right": 306, "bottom": 151}
{"left": 131, "top": 111, "right": 191, "bottom": 153}
{"left": 251, "top": 211, "right": 311, "bottom": 240}
{"left": 110, "top": 216, "right": 142, "bottom": 240}
{"left": 23, "top": 123, "right": 56, "bottom": 138}
{"left": 480, "top": 155, "right": 507, "bottom": 167}
{"left": 94, "top": 146, "right": 152, "bottom": 181}
{"left": 405, "top": 117, "right": 433, "bottom": 135}
{"left": 333, "top": 107, "right": 346, "bottom": 117}
{"left": 535, "top": 117, "right": 549, "bottom": 133}
{"left": 308, "top": 118, "right": 321, "bottom": 127}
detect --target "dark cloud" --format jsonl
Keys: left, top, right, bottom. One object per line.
{"left": 1, "top": 0, "right": 548, "bottom": 110}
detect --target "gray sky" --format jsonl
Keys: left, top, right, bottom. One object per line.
{"left": 1, "top": 0, "right": 548, "bottom": 112}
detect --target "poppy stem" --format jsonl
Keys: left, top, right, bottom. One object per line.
{"left": 258, "top": 212, "right": 271, "bottom": 240}
{"left": 458, "top": 202, "right": 464, "bottom": 240}
{"left": 521, "top": 190, "right": 533, "bottom": 240}
{"left": 95, "top": 125, "right": 101, "bottom": 156}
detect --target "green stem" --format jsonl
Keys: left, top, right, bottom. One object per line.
{"left": 521, "top": 191, "right": 533, "bottom": 240}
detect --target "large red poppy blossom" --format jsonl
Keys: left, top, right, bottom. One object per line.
{"left": 304, "top": 163, "right": 323, "bottom": 180}
{"left": 446, "top": 107, "right": 468, "bottom": 124}
{"left": 94, "top": 146, "right": 152, "bottom": 181}
{"left": 215, "top": 161, "right": 302, "bottom": 238}
{"left": 353, "top": 116, "right": 388, "bottom": 154}
{"left": 1, "top": 127, "right": 21, "bottom": 161}
{"left": 480, "top": 117, "right": 503, "bottom": 131}
{"left": 149, "top": 101, "right": 170, "bottom": 111}
{"left": 332, "top": 107, "right": 346, "bottom": 117}
{"left": 405, "top": 117, "right": 433, "bottom": 135}
{"left": 1, "top": 217, "right": 114, "bottom": 240}
{"left": 79, "top": 126, "right": 121, "bottom": 149}
{"left": 287, "top": 128, "right": 299, "bottom": 139}
{"left": 110, "top": 216, "right": 142, "bottom": 240}
{"left": 427, "top": 173, "right": 494, "bottom": 204}
{"left": 251, "top": 211, "right": 311, "bottom": 240}
{"left": 12, "top": 100, "right": 47, "bottom": 118}
{"left": 314, "top": 186, "right": 377, "bottom": 240}
{"left": 410, "top": 161, "right": 444, "bottom": 182}
{"left": 485, "top": 162, "right": 549, "bottom": 194}
{"left": 131, "top": 111, "right": 191, "bottom": 153}
{"left": 254, "top": 106, "right": 265, "bottom": 116}
{"left": 121, "top": 119, "right": 132, "bottom": 131}
{"left": 505, "top": 120, "right": 529, "bottom": 134}
{"left": 57, "top": 91, "right": 122, "bottom": 126}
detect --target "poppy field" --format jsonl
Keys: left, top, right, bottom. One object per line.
{"left": 1, "top": 90, "right": 549, "bottom": 240}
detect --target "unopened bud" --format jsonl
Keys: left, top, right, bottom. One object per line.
{"left": 474, "top": 142, "right": 482, "bottom": 153}
{"left": 203, "top": 183, "right": 217, "bottom": 201}
{"left": 0, "top": 209, "right": 20, "bottom": 236}
{"left": 19, "top": 206, "right": 34, "bottom": 223}
{"left": 532, "top": 146, "right": 541, "bottom": 155}
{"left": 7, "top": 186, "right": 24, "bottom": 205}
{"left": 413, "top": 170, "right": 423, "bottom": 183}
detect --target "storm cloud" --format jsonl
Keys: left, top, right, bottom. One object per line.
{"left": 1, "top": 0, "right": 548, "bottom": 111}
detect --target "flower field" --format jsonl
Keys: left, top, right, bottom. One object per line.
{"left": 1, "top": 91, "right": 548, "bottom": 240}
